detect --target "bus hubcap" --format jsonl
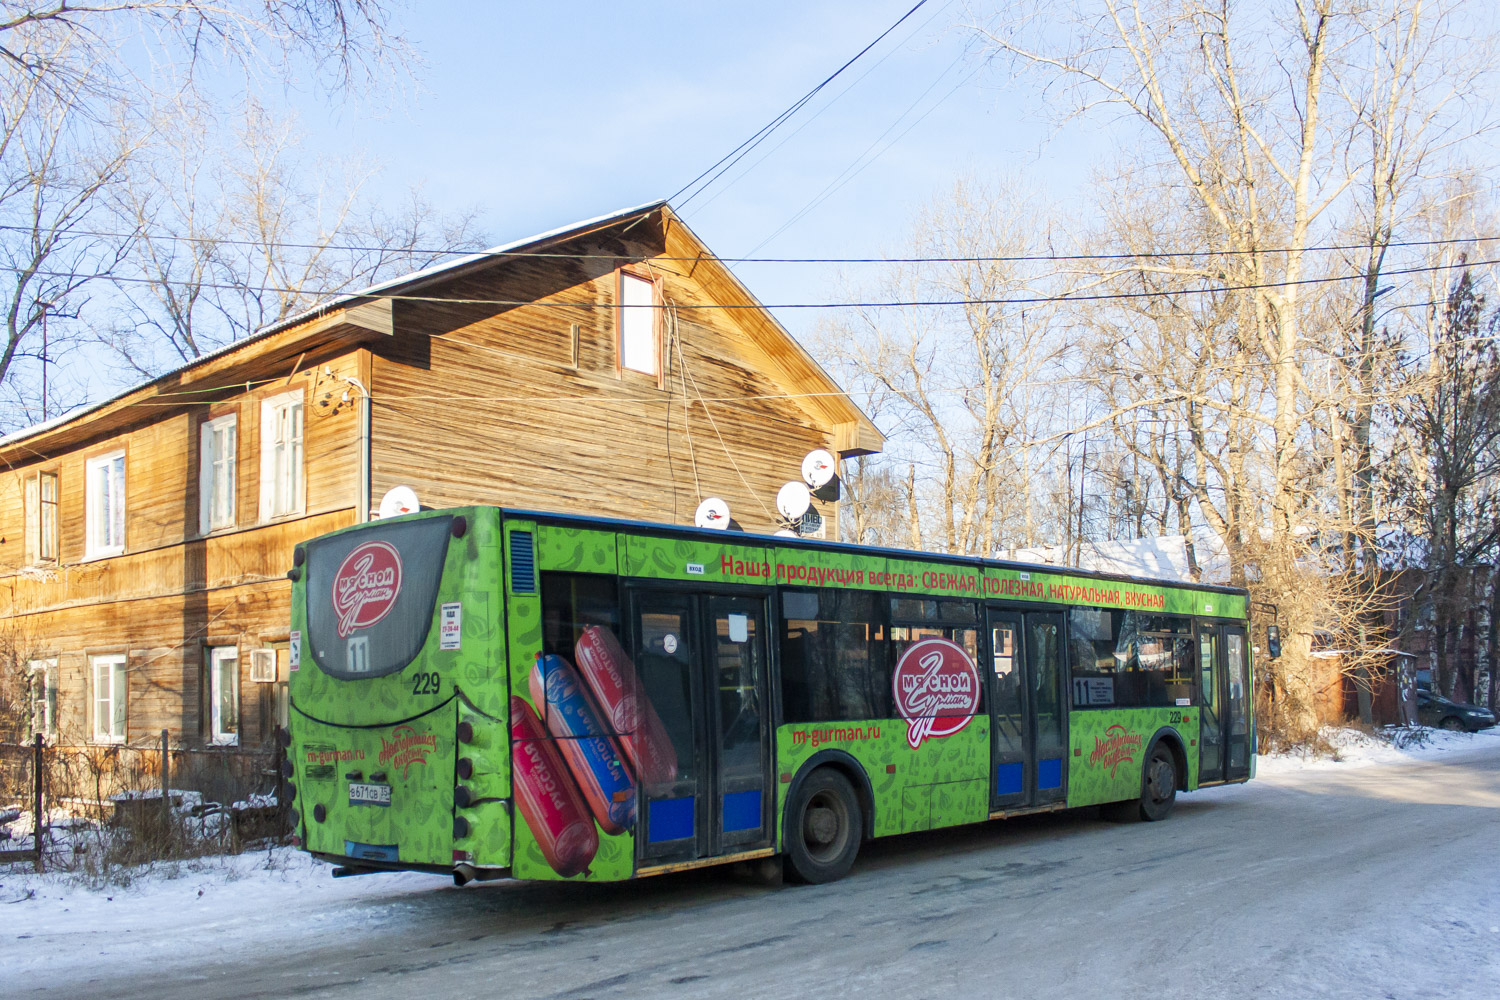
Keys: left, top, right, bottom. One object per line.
{"left": 1148, "top": 757, "right": 1173, "bottom": 800}
{"left": 806, "top": 805, "right": 838, "bottom": 845}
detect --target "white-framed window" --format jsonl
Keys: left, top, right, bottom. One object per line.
{"left": 23, "top": 470, "right": 59, "bottom": 564}
{"left": 208, "top": 645, "right": 239, "bottom": 746}
{"left": 91, "top": 653, "right": 127, "bottom": 744}
{"left": 259, "top": 391, "right": 304, "bottom": 520}
{"left": 28, "top": 658, "right": 57, "bottom": 739}
{"left": 618, "top": 270, "right": 661, "bottom": 378}
{"left": 85, "top": 451, "right": 126, "bottom": 558}
{"left": 199, "top": 413, "right": 238, "bottom": 533}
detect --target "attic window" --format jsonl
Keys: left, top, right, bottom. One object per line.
{"left": 618, "top": 270, "right": 661, "bottom": 379}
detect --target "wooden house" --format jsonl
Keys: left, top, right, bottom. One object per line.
{"left": 0, "top": 202, "right": 882, "bottom": 749}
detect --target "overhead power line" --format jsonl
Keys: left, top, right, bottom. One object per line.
{"left": 0, "top": 222, "right": 1493, "bottom": 264}
{"left": 5, "top": 254, "right": 1494, "bottom": 308}
{"left": 668, "top": 0, "right": 933, "bottom": 211}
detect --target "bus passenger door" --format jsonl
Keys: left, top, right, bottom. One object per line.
{"left": 985, "top": 609, "right": 1067, "bottom": 809}
{"left": 1198, "top": 627, "right": 1225, "bottom": 783}
{"left": 708, "top": 595, "right": 772, "bottom": 852}
{"left": 1027, "top": 613, "right": 1068, "bottom": 805}
{"left": 986, "top": 610, "right": 1029, "bottom": 810}
{"left": 1223, "top": 626, "right": 1251, "bottom": 781}
{"left": 628, "top": 589, "right": 772, "bottom": 865}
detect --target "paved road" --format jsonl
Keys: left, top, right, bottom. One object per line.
{"left": 55, "top": 747, "right": 1500, "bottom": 999}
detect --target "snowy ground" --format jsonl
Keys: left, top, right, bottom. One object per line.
{"left": 4, "top": 725, "right": 1499, "bottom": 999}
{"left": 1255, "top": 723, "right": 1500, "bottom": 773}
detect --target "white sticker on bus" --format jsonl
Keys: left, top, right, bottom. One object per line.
{"left": 440, "top": 602, "right": 462, "bottom": 650}
{"left": 1073, "top": 677, "right": 1115, "bottom": 706}
{"left": 289, "top": 631, "right": 301, "bottom": 672}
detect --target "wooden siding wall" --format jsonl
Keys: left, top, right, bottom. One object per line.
{"left": 371, "top": 228, "right": 838, "bottom": 533}
{"left": 0, "top": 356, "right": 362, "bottom": 744}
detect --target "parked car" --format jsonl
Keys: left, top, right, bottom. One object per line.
{"left": 1416, "top": 690, "right": 1497, "bottom": 732}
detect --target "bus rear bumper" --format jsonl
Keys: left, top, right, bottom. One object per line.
{"left": 310, "top": 850, "right": 510, "bottom": 884}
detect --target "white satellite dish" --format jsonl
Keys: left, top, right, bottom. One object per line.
{"left": 774, "top": 528, "right": 799, "bottom": 538}
{"left": 377, "top": 485, "right": 421, "bottom": 519}
{"left": 694, "top": 497, "right": 731, "bottom": 529}
{"left": 776, "top": 481, "right": 812, "bottom": 521}
{"left": 801, "top": 449, "right": 837, "bottom": 489}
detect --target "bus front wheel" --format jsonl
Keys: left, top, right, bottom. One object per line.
{"left": 1138, "top": 742, "right": 1179, "bottom": 822}
{"left": 786, "top": 768, "right": 861, "bottom": 884}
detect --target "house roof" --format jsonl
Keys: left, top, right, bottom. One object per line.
{"left": 0, "top": 201, "right": 882, "bottom": 459}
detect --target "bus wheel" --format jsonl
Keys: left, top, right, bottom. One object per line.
{"left": 1138, "top": 742, "right": 1179, "bottom": 822}
{"left": 786, "top": 768, "right": 861, "bottom": 884}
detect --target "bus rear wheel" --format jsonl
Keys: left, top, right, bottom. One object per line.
{"left": 1138, "top": 742, "right": 1179, "bottom": 822}
{"left": 786, "top": 768, "right": 861, "bottom": 884}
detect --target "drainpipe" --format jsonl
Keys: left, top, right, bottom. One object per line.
{"left": 341, "top": 375, "right": 372, "bottom": 522}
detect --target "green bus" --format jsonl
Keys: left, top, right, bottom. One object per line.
{"left": 284, "top": 507, "right": 1252, "bottom": 885}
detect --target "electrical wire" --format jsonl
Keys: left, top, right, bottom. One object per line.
{"left": 747, "top": 36, "right": 984, "bottom": 255}
{"left": 3, "top": 223, "right": 1492, "bottom": 264}
{"left": 6, "top": 254, "right": 1493, "bottom": 309}
{"left": 669, "top": 0, "right": 933, "bottom": 211}
{"left": 688, "top": 0, "right": 959, "bottom": 217}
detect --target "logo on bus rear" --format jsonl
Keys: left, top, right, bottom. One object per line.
{"left": 333, "top": 541, "right": 403, "bottom": 638}
{"left": 892, "top": 637, "right": 980, "bottom": 749}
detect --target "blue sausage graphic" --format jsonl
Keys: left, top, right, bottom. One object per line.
{"left": 530, "top": 655, "right": 637, "bottom": 835}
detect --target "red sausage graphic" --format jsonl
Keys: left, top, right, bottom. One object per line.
{"left": 574, "top": 626, "right": 679, "bottom": 787}
{"left": 509, "top": 696, "right": 597, "bottom": 878}
{"left": 529, "top": 656, "right": 637, "bottom": 835}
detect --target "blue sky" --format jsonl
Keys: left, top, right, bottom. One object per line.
{"left": 290, "top": 1, "right": 1102, "bottom": 340}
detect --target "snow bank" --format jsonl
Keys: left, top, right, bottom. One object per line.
{"left": 1256, "top": 725, "right": 1500, "bottom": 774}
{"left": 0, "top": 847, "right": 443, "bottom": 980}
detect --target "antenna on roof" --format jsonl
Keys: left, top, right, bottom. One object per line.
{"left": 694, "top": 497, "right": 731, "bottom": 529}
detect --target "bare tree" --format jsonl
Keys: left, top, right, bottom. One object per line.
{"left": 0, "top": 46, "right": 139, "bottom": 424}
{"left": 0, "top": 0, "right": 409, "bottom": 423}
{"left": 1396, "top": 269, "right": 1500, "bottom": 701}
{"left": 818, "top": 178, "right": 1073, "bottom": 557}
{"left": 103, "top": 99, "right": 486, "bottom": 379}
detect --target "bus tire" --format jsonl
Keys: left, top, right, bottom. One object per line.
{"left": 1138, "top": 741, "right": 1179, "bottom": 822}
{"left": 785, "top": 768, "right": 861, "bottom": 884}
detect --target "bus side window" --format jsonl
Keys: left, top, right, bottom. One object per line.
{"left": 541, "top": 572, "right": 621, "bottom": 657}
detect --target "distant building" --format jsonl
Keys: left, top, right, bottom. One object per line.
{"left": 1, "top": 202, "right": 882, "bottom": 748}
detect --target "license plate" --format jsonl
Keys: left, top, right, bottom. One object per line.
{"left": 349, "top": 782, "right": 391, "bottom": 806}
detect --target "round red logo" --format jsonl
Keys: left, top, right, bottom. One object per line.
{"left": 332, "top": 541, "right": 403, "bottom": 638}
{"left": 892, "top": 637, "right": 980, "bottom": 748}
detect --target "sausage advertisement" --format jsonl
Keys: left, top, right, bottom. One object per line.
{"left": 574, "top": 625, "right": 679, "bottom": 787}
{"left": 509, "top": 695, "right": 598, "bottom": 878}
{"left": 529, "top": 654, "right": 638, "bottom": 835}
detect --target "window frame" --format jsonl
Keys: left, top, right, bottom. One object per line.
{"left": 39, "top": 469, "right": 58, "bottom": 562}
{"left": 199, "top": 412, "right": 238, "bottom": 535}
{"left": 208, "top": 644, "right": 240, "bottom": 746}
{"left": 27, "top": 657, "right": 57, "bottom": 740}
{"left": 779, "top": 586, "right": 893, "bottom": 724}
{"left": 84, "top": 450, "right": 126, "bottom": 560}
{"left": 91, "top": 652, "right": 127, "bottom": 744}
{"left": 259, "top": 390, "right": 305, "bottom": 521}
{"left": 616, "top": 268, "right": 664, "bottom": 386}
{"left": 1066, "top": 607, "right": 1197, "bottom": 710}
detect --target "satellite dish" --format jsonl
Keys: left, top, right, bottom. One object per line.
{"left": 378, "top": 485, "right": 420, "bottom": 519}
{"left": 774, "top": 528, "right": 799, "bottom": 538}
{"left": 776, "top": 481, "right": 812, "bottom": 521}
{"left": 694, "top": 497, "right": 731, "bottom": 529}
{"left": 802, "top": 449, "right": 836, "bottom": 489}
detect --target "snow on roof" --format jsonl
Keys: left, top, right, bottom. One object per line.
{"left": 0, "top": 200, "right": 667, "bottom": 450}
{"left": 1002, "top": 534, "right": 1230, "bottom": 584}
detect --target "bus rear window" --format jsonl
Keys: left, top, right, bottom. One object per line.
{"left": 304, "top": 515, "right": 453, "bottom": 679}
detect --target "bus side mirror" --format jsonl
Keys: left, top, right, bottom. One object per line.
{"left": 1266, "top": 625, "right": 1282, "bottom": 659}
